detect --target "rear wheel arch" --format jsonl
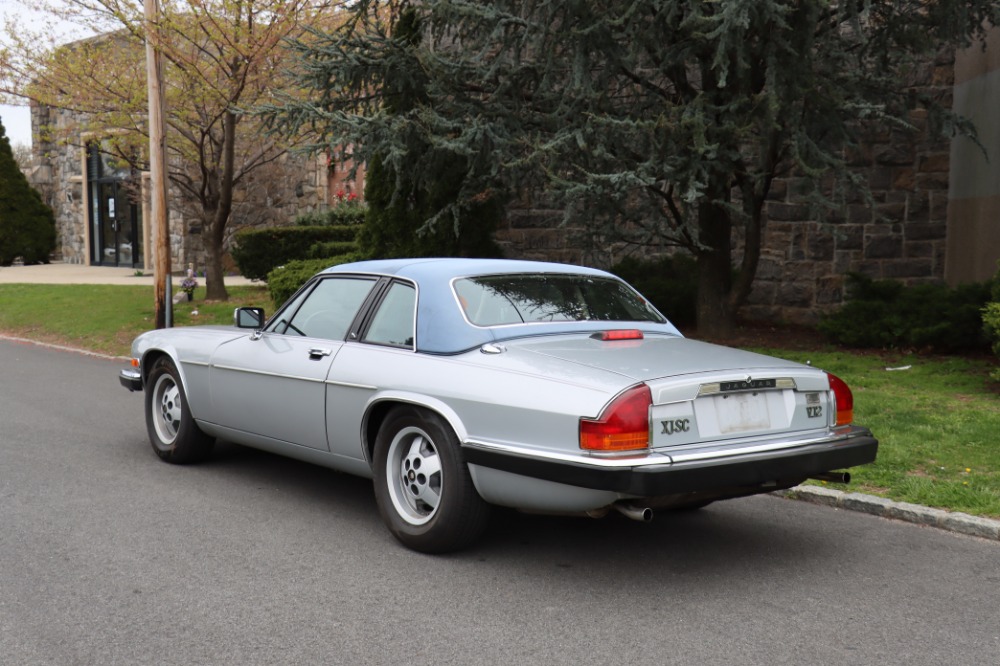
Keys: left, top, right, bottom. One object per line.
{"left": 362, "top": 397, "right": 468, "bottom": 467}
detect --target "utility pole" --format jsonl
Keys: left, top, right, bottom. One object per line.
{"left": 145, "top": 0, "right": 171, "bottom": 328}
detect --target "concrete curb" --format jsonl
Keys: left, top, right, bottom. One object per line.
{"left": 0, "top": 333, "right": 127, "bottom": 362}
{"left": 777, "top": 485, "right": 1000, "bottom": 541}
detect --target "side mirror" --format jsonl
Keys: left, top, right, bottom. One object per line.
{"left": 234, "top": 307, "right": 266, "bottom": 329}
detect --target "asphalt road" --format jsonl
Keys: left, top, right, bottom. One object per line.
{"left": 2, "top": 338, "right": 998, "bottom": 666}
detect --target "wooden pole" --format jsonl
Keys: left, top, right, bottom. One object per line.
{"left": 144, "top": 0, "right": 171, "bottom": 328}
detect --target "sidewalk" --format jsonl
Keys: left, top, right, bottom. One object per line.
{"left": 0, "top": 261, "right": 257, "bottom": 286}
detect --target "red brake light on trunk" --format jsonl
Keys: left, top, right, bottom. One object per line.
{"left": 579, "top": 384, "right": 652, "bottom": 451}
{"left": 591, "top": 329, "right": 644, "bottom": 341}
{"left": 826, "top": 372, "right": 854, "bottom": 425}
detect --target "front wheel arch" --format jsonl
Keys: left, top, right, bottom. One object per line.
{"left": 140, "top": 350, "right": 171, "bottom": 388}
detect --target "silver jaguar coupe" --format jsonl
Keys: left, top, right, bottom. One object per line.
{"left": 120, "top": 258, "right": 878, "bottom": 552}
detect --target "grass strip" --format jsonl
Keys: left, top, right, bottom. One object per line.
{"left": 0, "top": 284, "right": 272, "bottom": 357}
{"left": 749, "top": 347, "right": 1000, "bottom": 519}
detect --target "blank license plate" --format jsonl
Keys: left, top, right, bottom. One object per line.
{"left": 715, "top": 393, "right": 771, "bottom": 434}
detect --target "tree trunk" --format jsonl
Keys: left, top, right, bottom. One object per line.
{"left": 202, "top": 222, "right": 228, "bottom": 301}
{"left": 201, "top": 110, "right": 237, "bottom": 301}
{"left": 695, "top": 198, "right": 736, "bottom": 338}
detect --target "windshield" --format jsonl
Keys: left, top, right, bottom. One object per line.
{"left": 454, "top": 274, "right": 666, "bottom": 327}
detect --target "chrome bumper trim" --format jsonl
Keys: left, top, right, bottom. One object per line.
{"left": 463, "top": 426, "right": 871, "bottom": 471}
{"left": 119, "top": 368, "right": 143, "bottom": 392}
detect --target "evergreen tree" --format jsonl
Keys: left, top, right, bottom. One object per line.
{"left": 0, "top": 118, "right": 56, "bottom": 266}
{"left": 269, "top": 1, "right": 999, "bottom": 333}
{"left": 352, "top": 8, "right": 503, "bottom": 259}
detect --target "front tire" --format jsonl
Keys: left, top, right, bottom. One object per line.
{"left": 145, "top": 357, "right": 214, "bottom": 464}
{"left": 373, "top": 407, "right": 490, "bottom": 553}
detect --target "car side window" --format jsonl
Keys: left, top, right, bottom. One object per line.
{"left": 274, "top": 277, "right": 376, "bottom": 340}
{"left": 363, "top": 281, "right": 416, "bottom": 348}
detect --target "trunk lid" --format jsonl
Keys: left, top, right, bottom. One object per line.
{"left": 514, "top": 334, "right": 806, "bottom": 381}
{"left": 515, "top": 333, "right": 833, "bottom": 448}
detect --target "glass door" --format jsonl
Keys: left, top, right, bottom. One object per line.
{"left": 88, "top": 145, "right": 143, "bottom": 269}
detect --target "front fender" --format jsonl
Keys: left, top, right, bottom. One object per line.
{"left": 130, "top": 327, "right": 244, "bottom": 421}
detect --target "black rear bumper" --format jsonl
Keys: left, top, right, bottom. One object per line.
{"left": 463, "top": 434, "right": 878, "bottom": 497}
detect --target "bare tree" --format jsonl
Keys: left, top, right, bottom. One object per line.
{"left": 1, "top": 0, "right": 342, "bottom": 299}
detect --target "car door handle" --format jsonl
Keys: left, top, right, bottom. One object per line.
{"left": 308, "top": 347, "right": 332, "bottom": 359}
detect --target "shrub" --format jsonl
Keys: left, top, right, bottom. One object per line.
{"left": 308, "top": 240, "right": 359, "bottom": 259}
{"left": 295, "top": 203, "right": 366, "bottom": 227}
{"left": 820, "top": 273, "right": 992, "bottom": 352}
{"left": 610, "top": 254, "right": 698, "bottom": 328}
{"left": 0, "top": 119, "right": 56, "bottom": 266}
{"left": 231, "top": 225, "right": 360, "bottom": 281}
{"left": 983, "top": 303, "right": 1000, "bottom": 355}
{"left": 985, "top": 264, "right": 1000, "bottom": 381}
{"left": 266, "top": 253, "right": 364, "bottom": 306}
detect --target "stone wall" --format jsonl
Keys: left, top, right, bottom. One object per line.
{"left": 29, "top": 104, "right": 85, "bottom": 264}
{"left": 745, "top": 114, "right": 952, "bottom": 324}
{"left": 496, "top": 55, "right": 959, "bottom": 326}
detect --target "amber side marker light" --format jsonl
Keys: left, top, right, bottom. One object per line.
{"left": 591, "top": 329, "right": 644, "bottom": 341}
{"left": 826, "top": 372, "right": 854, "bottom": 425}
{"left": 580, "top": 384, "right": 652, "bottom": 451}
{"left": 131, "top": 358, "right": 140, "bottom": 368}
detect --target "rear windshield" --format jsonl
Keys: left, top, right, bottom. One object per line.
{"left": 454, "top": 274, "right": 666, "bottom": 327}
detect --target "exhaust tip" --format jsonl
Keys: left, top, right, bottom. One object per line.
{"left": 615, "top": 504, "right": 654, "bottom": 523}
{"left": 810, "top": 471, "right": 851, "bottom": 484}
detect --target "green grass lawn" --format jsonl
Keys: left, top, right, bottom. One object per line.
{"left": 748, "top": 347, "right": 1000, "bottom": 518}
{"left": 0, "top": 284, "right": 274, "bottom": 357}
{"left": 1, "top": 283, "right": 997, "bottom": 518}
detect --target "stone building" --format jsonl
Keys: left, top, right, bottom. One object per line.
{"left": 27, "top": 102, "right": 364, "bottom": 274}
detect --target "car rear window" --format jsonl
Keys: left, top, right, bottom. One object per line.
{"left": 454, "top": 274, "right": 666, "bottom": 327}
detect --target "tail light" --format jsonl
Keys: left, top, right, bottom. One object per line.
{"left": 826, "top": 372, "right": 854, "bottom": 425}
{"left": 580, "top": 384, "right": 652, "bottom": 451}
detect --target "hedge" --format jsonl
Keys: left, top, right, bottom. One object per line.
{"left": 266, "top": 253, "right": 364, "bottom": 306}
{"left": 819, "top": 273, "right": 992, "bottom": 353}
{"left": 231, "top": 225, "right": 360, "bottom": 281}
{"left": 610, "top": 254, "right": 698, "bottom": 328}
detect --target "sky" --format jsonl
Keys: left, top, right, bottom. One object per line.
{"left": 0, "top": 103, "right": 31, "bottom": 147}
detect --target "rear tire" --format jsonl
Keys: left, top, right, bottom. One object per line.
{"left": 145, "top": 357, "right": 214, "bottom": 464}
{"left": 373, "top": 407, "right": 490, "bottom": 553}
